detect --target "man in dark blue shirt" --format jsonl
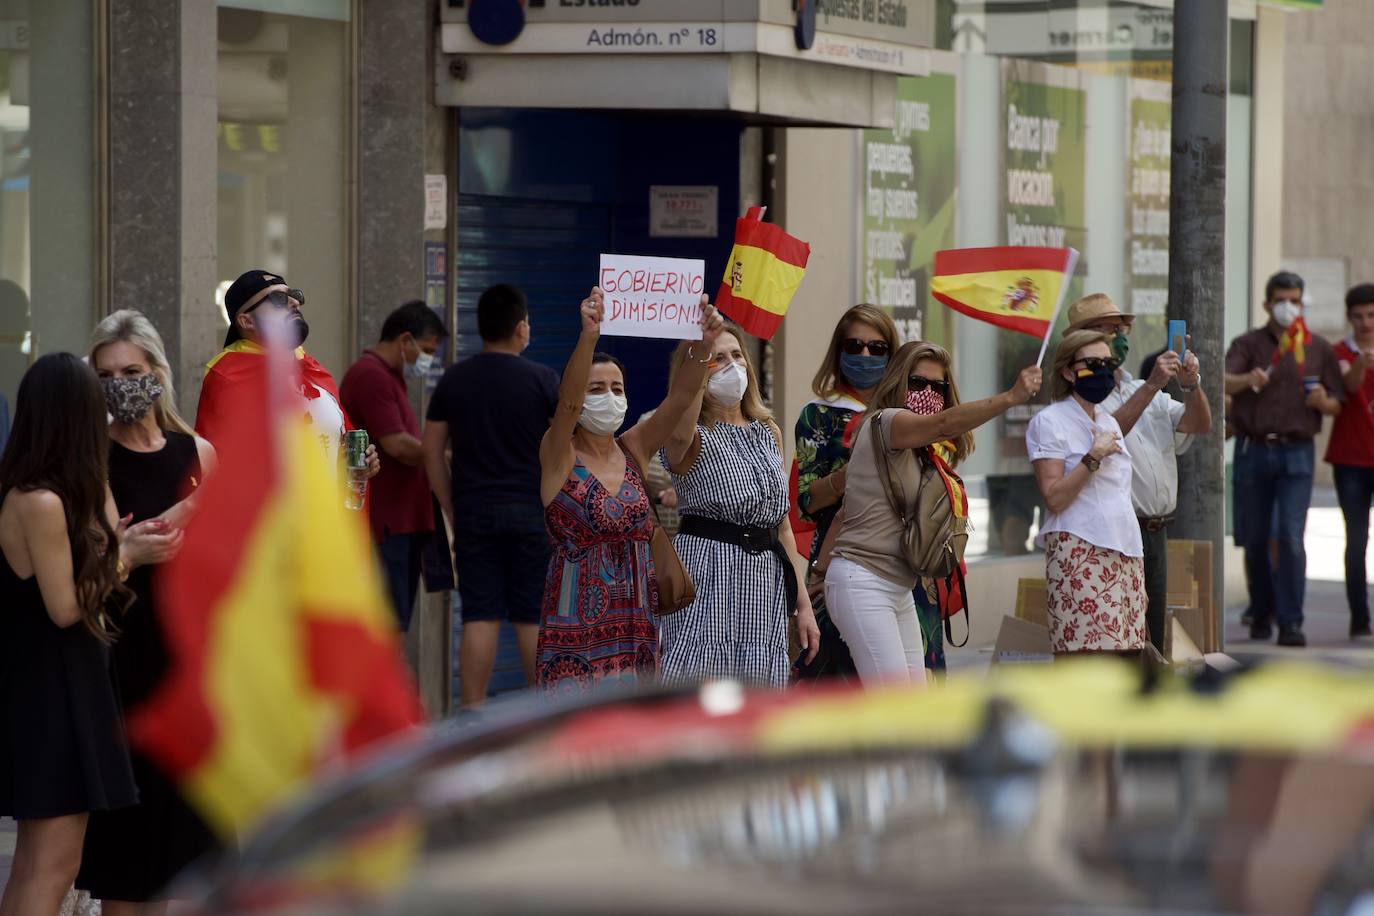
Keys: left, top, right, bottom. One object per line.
{"left": 423, "top": 284, "right": 559, "bottom": 706}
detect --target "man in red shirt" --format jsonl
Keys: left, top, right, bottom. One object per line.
{"left": 340, "top": 301, "right": 447, "bottom": 631}
{"left": 1325, "top": 283, "right": 1374, "bottom": 639}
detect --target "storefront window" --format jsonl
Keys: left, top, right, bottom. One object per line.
{"left": 0, "top": 1, "right": 96, "bottom": 448}
{"left": 935, "top": 3, "right": 1257, "bottom": 558}
{"left": 217, "top": 0, "right": 351, "bottom": 374}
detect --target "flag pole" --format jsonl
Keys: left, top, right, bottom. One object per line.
{"left": 1034, "top": 247, "right": 1079, "bottom": 367}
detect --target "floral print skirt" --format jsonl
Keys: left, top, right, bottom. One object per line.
{"left": 1044, "top": 532, "right": 1148, "bottom": 653}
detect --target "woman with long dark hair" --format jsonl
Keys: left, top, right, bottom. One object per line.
{"left": 0, "top": 353, "right": 145, "bottom": 915}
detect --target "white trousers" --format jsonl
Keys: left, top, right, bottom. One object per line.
{"left": 825, "top": 556, "right": 926, "bottom": 687}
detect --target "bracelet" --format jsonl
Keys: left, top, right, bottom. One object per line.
{"left": 685, "top": 345, "right": 711, "bottom": 366}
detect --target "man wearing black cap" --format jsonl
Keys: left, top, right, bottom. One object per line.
{"left": 197, "top": 269, "right": 378, "bottom": 480}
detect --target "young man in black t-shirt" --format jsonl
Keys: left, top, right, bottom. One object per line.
{"left": 423, "top": 284, "right": 559, "bottom": 705}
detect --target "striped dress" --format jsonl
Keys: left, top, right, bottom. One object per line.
{"left": 660, "top": 421, "right": 791, "bottom": 689}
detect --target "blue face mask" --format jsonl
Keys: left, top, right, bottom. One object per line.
{"left": 839, "top": 353, "right": 888, "bottom": 390}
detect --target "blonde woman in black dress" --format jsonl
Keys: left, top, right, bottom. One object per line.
{"left": 73, "top": 311, "right": 220, "bottom": 915}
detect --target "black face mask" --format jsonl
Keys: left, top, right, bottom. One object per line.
{"left": 1073, "top": 369, "right": 1116, "bottom": 404}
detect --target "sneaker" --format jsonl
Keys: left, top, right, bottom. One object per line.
{"left": 1249, "top": 623, "right": 1273, "bottom": 641}
{"left": 1240, "top": 609, "right": 1254, "bottom": 628}
{"left": 1277, "top": 626, "right": 1307, "bottom": 648}
{"left": 1352, "top": 621, "right": 1373, "bottom": 640}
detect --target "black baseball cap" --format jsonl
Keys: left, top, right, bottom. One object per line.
{"left": 223, "top": 269, "right": 290, "bottom": 347}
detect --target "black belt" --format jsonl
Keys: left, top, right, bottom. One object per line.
{"left": 1242, "top": 433, "right": 1311, "bottom": 447}
{"left": 1138, "top": 515, "right": 1174, "bottom": 532}
{"left": 678, "top": 515, "right": 799, "bottom": 613}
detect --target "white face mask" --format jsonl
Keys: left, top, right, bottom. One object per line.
{"left": 405, "top": 349, "right": 435, "bottom": 380}
{"left": 578, "top": 392, "right": 627, "bottom": 437}
{"left": 707, "top": 361, "right": 749, "bottom": 406}
{"left": 1272, "top": 300, "right": 1302, "bottom": 329}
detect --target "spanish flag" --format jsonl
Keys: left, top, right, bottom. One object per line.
{"left": 1273, "top": 315, "right": 1312, "bottom": 373}
{"left": 716, "top": 207, "right": 810, "bottom": 340}
{"left": 931, "top": 246, "right": 1079, "bottom": 339}
{"left": 128, "top": 344, "right": 423, "bottom": 837}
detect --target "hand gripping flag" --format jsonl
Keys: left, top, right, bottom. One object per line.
{"left": 931, "top": 246, "right": 1079, "bottom": 363}
{"left": 716, "top": 206, "right": 811, "bottom": 340}
{"left": 128, "top": 336, "right": 423, "bottom": 838}
{"left": 1273, "top": 315, "right": 1312, "bottom": 373}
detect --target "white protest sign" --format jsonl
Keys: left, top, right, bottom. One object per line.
{"left": 599, "top": 254, "right": 705, "bottom": 340}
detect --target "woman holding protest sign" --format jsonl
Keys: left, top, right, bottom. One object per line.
{"left": 1028, "top": 330, "right": 1147, "bottom": 655}
{"left": 818, "top": 341, "right": 1041, "bottom": 686}
{"left": 657, "top": 324, "right": 819, "bottom": 689}
{"left": 536, "top": 286, "right": 725, "bottom": 693}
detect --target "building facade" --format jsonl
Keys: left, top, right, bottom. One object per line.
{"left": 0, "top": 0, "right": 1319, "bottom": 664}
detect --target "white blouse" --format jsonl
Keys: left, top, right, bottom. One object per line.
{"left": 1025, "top": 397, "right": 1143, "bottom": 558}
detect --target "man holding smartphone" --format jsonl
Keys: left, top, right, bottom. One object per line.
{"left": 1066, "top": 294, "right": 1212, "bottom": 655}
{"left": 1224, "top": 270, "right": 1345, "bottom": 647}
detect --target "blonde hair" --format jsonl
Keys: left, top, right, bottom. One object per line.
{"left": 670, "top": 323, "right": 775, "bottom": 433}
{"left": 1050, "top": 329, "right": 1114, "bottom": 401}
{"left": 811, "top": 303, "right": 900, "bottom": 400}
{"left": 866, "top": 340, "right": 974, "bottom": 467}
{"left": 89, "top": 309, "right": 195, "bottom": 436}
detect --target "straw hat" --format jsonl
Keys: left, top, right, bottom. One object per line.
{"left": 1065, "top": 293, "right": 1134, "bottom": 331}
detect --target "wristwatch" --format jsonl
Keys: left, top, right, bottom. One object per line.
{"left": 1081, "top": 454, "right": 1101, "bottom": 473}
{"left": 1179, "top": 370, "right": 1202, "bottom": 394}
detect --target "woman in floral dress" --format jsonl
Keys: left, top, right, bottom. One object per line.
{"left": 536, "top": 287, "right": 724, "bottom": 693}
{"left": 1028, "top": 330, "right": 1148, "bottom": 654}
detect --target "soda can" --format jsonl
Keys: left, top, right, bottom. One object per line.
{"left": 345, "top": 429, "right": 370, "bottom": 469}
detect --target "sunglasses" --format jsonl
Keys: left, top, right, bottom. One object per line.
{"left": 907, "top": 375, "right": 950, "bottom": 394}
{"left": 841, "top": 338, "right": 891, "bottom": 357}
{"left": 246, "top": 288, "right": 306, "bottom": 314}
{"left": 1073, "top": 356, "right": 1121, "bottom": 375}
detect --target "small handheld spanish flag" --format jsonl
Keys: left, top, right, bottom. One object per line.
{"left": 931, "top": 246, "right": 1079, "bottom": 340}
{"left": 1273, "top": 315, "right": 1312, "bottom": 373}
{"left": 716, "top": 207, "right": 810, "bottom": 340}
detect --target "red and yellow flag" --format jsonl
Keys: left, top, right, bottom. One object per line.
{"left": 1273, "top": 315, "right": 1312, "bottom": 372}
{"left": 931, "top": 246, "right": 1079, "bottom": 339}
{"left": 129, "top": 346, "right": 423, "bottom": 837}
{"left": 716, "top": 207, "right": 810, "bottom": 340}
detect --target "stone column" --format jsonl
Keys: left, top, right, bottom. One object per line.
{"left": 357, "top": 0, "right": 427, "bottom": 345}
{"left": 106, "top": 0, "right": 217, "bottom": 417}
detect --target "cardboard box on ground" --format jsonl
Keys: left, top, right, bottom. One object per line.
{"left": 992, "top": 539, "right": 1216, "bottom": 666}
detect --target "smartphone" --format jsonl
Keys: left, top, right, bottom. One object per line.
{"left": 1167, "top": 319, "right": 1187, "bottom": 356}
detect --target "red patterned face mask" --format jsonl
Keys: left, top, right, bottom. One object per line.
{"left": 906, "top": 387, "right": 945, "bottom": 416}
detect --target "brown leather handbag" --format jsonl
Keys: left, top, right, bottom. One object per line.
{"left": 619, "top": 441, "right": 695, "bottom": 615}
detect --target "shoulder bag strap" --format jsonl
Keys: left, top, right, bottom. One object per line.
{"left": 869, "top": 412, "right": 909, "bottom": 526}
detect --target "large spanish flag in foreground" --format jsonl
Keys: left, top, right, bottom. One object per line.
{"left": 931, "top": 246, "right": 1079, "bottom": 339}
{"left": 129, "top": 345, "right": 423, "bottom": 838}
{"left": 716, "top": 206, "right": 810, "bottom": 340}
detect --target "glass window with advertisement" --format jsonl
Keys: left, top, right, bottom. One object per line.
{"left": 0, "top": 2, "right": 97, "bottom": 450}
{"left": 914, "top": 1, "right": 1257, "bottom": 559}
{"left": 216, "top": 0, "right": 352, "bottom": 376}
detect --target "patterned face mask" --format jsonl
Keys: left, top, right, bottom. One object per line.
{"left": 905, "top": 387, "right": 945, "bottom": 416}
{"left": 103, "top": 373, "right": 164, "bottom": 425}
